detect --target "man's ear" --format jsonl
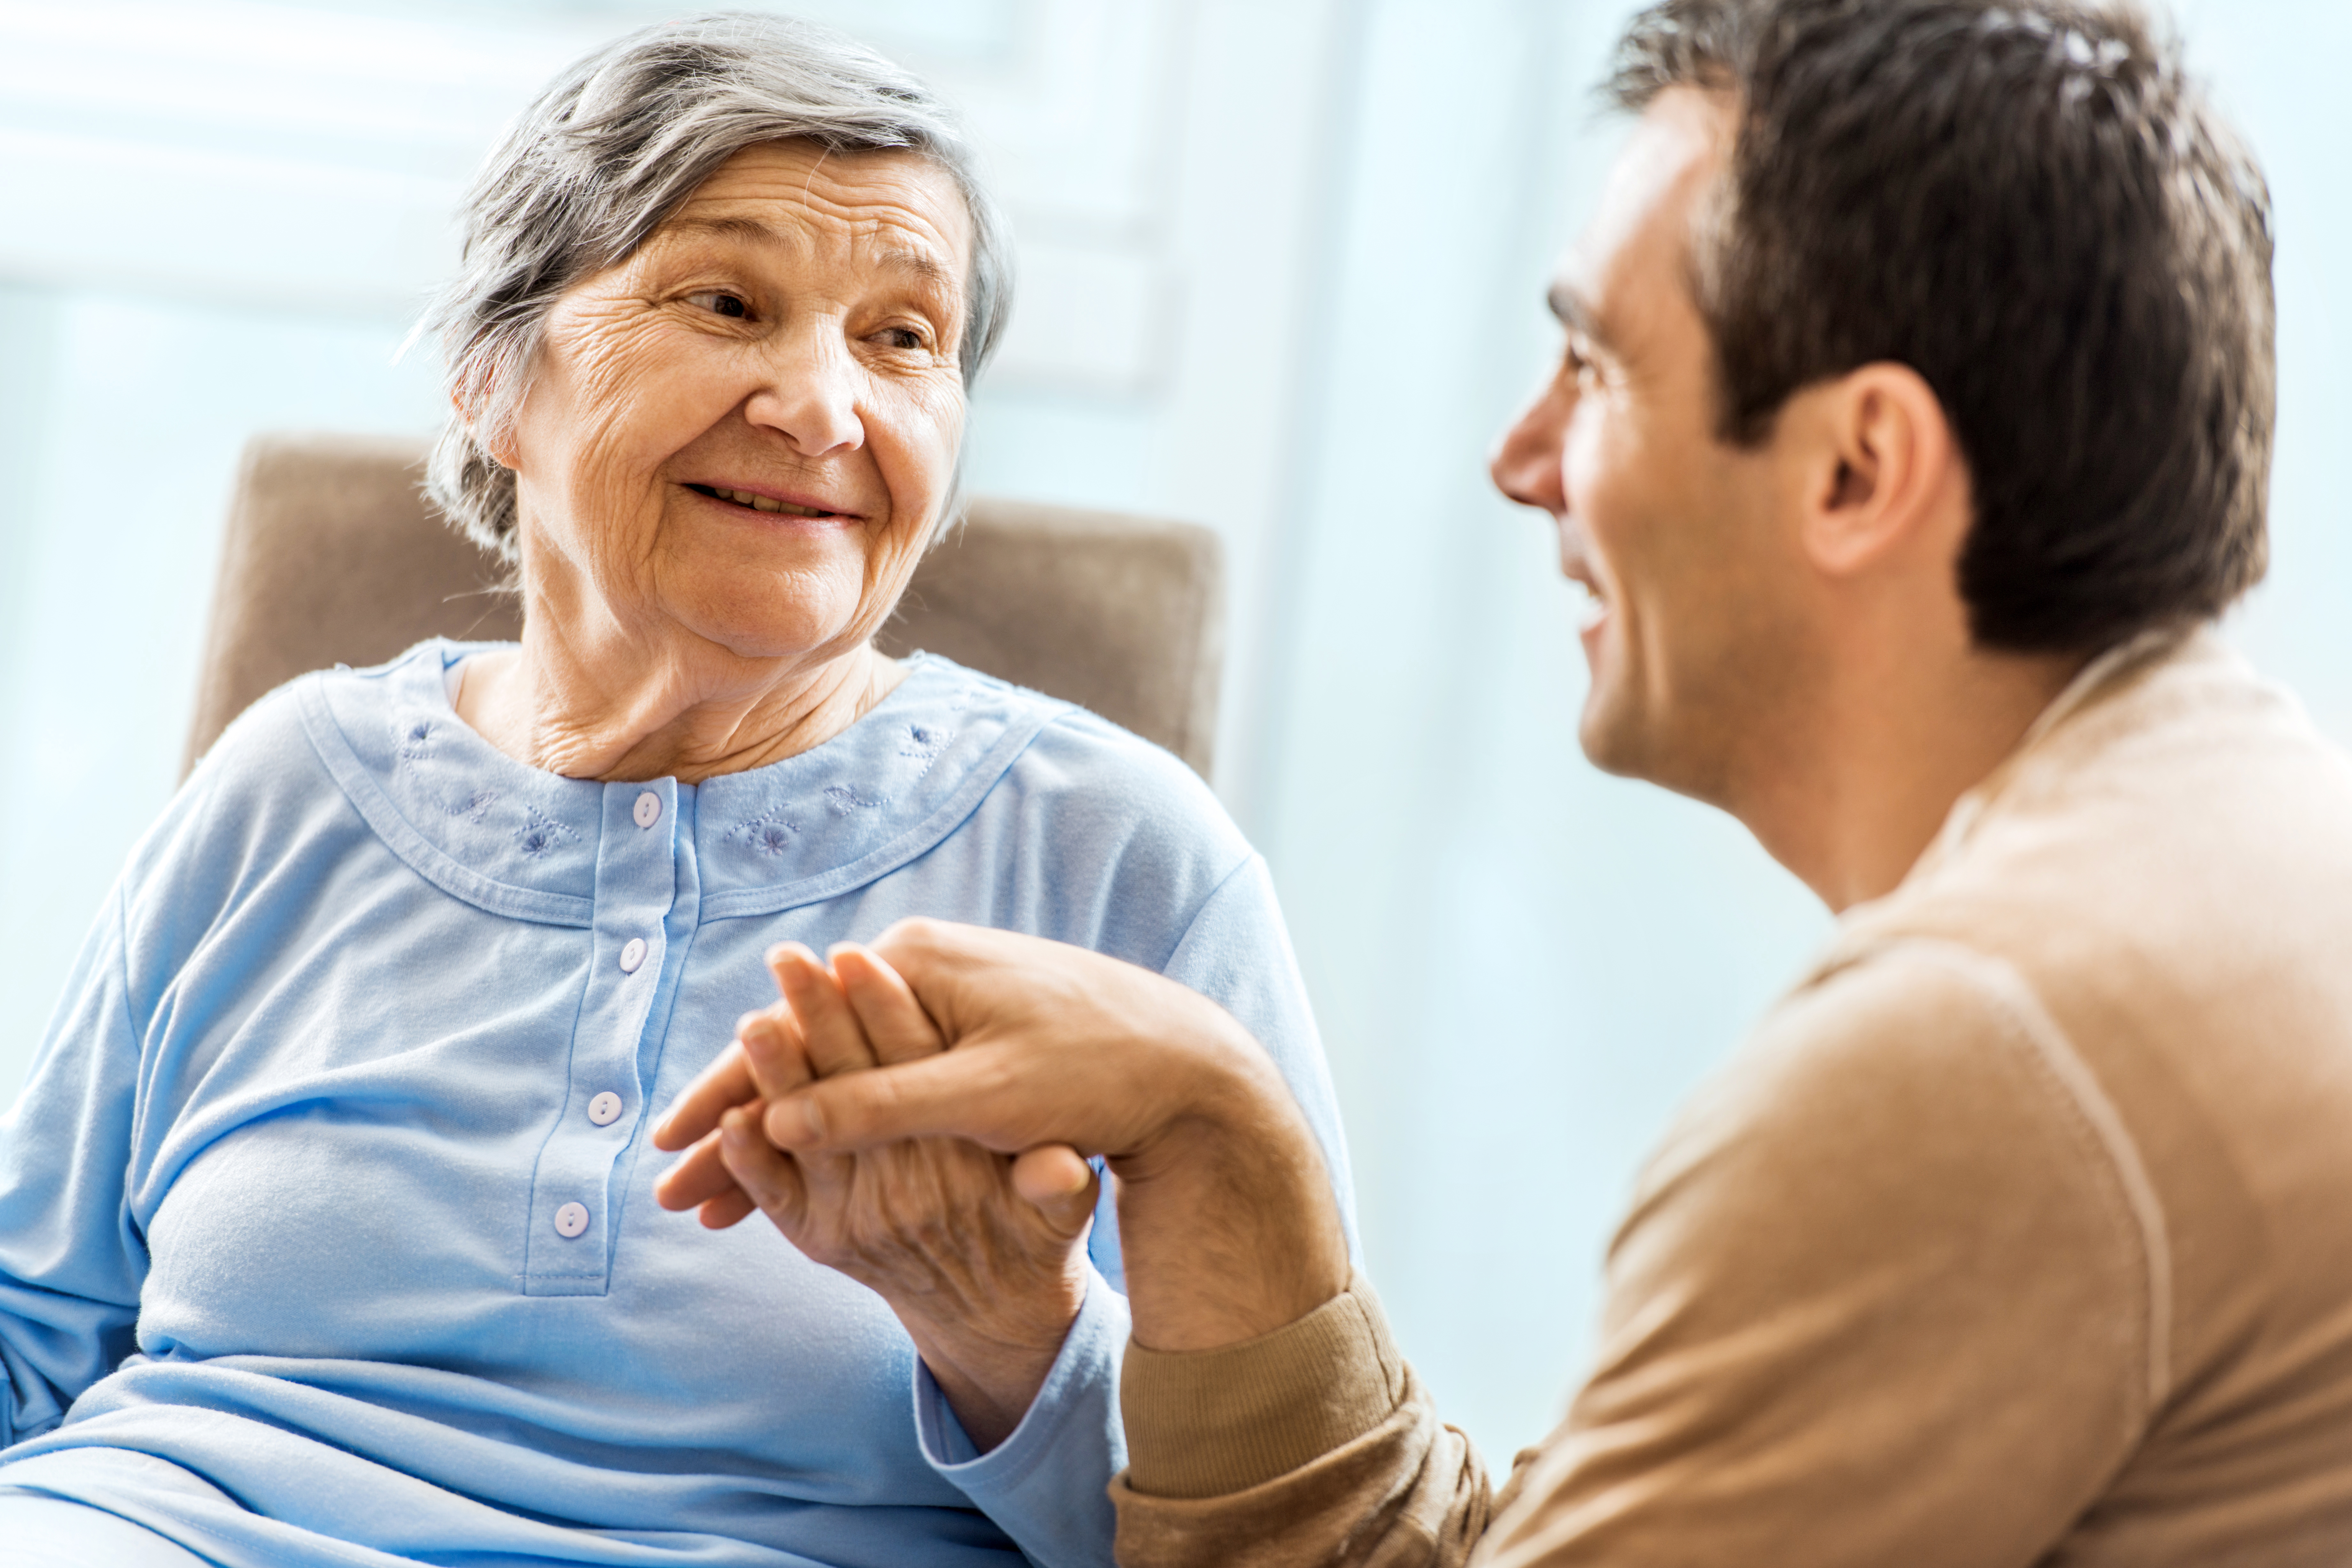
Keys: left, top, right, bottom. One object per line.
{"left": 1787, "top": 362, "right": 1968, "bottom": 580}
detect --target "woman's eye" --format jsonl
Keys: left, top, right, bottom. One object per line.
{"left": 686, "top": 291, "right": 751, "bottom": 320}
{"left": 879, "top": 326, "right": 926, "bottom": 351}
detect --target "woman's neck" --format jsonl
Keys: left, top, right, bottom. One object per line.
{"left": 454, "top": 626, "right": 907, "bottom": 784}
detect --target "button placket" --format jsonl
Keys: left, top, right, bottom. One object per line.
{"left": 523, "top": 778, "right": 681, "bottom": 1291}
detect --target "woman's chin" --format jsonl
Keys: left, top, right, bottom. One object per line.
{"left": 654, "top": 599, "right": 867, "bottom": 667}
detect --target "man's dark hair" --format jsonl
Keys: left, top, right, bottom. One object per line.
{"left": 1612, "top": 0, "right": 2274, "bottom": 652}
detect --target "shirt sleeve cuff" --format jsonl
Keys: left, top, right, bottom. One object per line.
{"left": 1120, "top": 1270, "right": 1405, "bottom": 1500}
{"left": 914, "top": 1265, "right": 1129, "bottom": 1567}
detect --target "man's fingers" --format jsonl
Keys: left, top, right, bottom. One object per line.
{"left": 765, "top": 1046, "right": 1040, "bottom": 1154}
{"left": 771, "top": 943, "right": 877, "bottom": 1078}
{"left": 654, "top": 1129, "right": 745, "bottom": 1212}
{"left": 717, "top": 1103, "right": 811, "bottom": 1236}
{"left": 1011, "top": 1144, "right": 1099, "bottom": 1239}
{"left": 653, "top": 1039, "right": 757, "bottom": 1151}
{"left": 832, "top": 944, "right": 946, "bottom": 1064}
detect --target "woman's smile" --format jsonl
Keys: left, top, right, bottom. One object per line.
{"left": 682, "top": 480, "right": 862, "bottom": 524}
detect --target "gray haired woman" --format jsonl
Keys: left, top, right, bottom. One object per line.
{"left": 0, "top": 14, "right": 1353, "bottom": 1566}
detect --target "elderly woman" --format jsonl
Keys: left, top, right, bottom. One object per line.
{"left": 0, "top": 14, "right": 1351, "bottom": 1568}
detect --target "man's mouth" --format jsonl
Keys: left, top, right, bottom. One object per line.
{"left": 1567, "top": 576, "right": 1609, "bottom": 634}
{"left": 686, "top": 483, "right": 839, "bottom": 519}
{"left": 1559, "top": 546, "right": 1609, "bottom": 634}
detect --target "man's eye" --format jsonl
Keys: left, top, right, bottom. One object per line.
{"left": 687, "top": 291, "right": 751, "bottom": 320}
{"left": 1565, "top": 340, "right": 1601, "bottom": 390}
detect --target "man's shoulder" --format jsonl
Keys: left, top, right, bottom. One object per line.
{"left": 1677, "top": 939, "right": 2126, "bottom": 1186}
{"left": 1622, "top": 938, "right": 2166, "bottom": 1355}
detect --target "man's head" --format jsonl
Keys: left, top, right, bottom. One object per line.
{"left": 1492, "top": 0, "right": 2274, "bottom": 799}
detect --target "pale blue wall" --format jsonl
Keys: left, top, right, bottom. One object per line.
{"left": 0, "top": 0, "right": 2345, "bottom": 1472}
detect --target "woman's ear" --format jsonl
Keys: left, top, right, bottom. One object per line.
{"left": 451, "top": 384, "right": 522, "bottom": 470}
{"left": 1789, "top": 362, "right": 1969, "bottom": 580}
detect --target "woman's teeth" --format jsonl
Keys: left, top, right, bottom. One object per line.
{"left": 713, "top": 487, "right": 827, "bottom": 517}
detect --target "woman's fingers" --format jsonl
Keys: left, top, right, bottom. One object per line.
{"left": 1011, "top": 1144, "right": 1100, "bottom": 1239}
{"left": 831, "top": 944, "right": 947, "bottom": 1064}
{"left": 717, "top": 1103, "right": 811, "bottom": 1236}
{"left": 770, "top": 943, "right": 877, "bottom": 1077}
{"left": 653, "top": 1128, "right": 744, "bottom": 1212}
{"left": 696, "top": 1186, "right": 759, "bottom": 1232}
{"left": 738, "top": 1008, "right": 813, "bottom": 1103}
{"left": 652, "top": 1039, "right": 758, "bottom": 1151}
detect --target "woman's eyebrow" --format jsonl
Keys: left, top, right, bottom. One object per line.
{"left": 668, "top": 214, "right": 783, "bottom": 246}
{"left": 659, "top": 220, "right": 958, "bottom": 304}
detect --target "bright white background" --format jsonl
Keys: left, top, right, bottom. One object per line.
{"left": 0, "top": 0, "right": 2344, "bottom": 1467}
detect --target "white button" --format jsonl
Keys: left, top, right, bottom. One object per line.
{"left": 553, "top": 1202, "right": 589, "bottom": 1239}
{"left": 633, "top": 791, "right": 662, "bottom": 829}
{"left": 587, "top": 1091, "right": 623, "bottom": 1126}
{"left": 618, "top": 937, "right": 648, "bottom": 973}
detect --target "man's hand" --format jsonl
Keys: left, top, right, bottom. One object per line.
{"left": 742, "top": 919, "right": 1351, "bottom": 1354}
{"left": 654, "top": 941, "right": 1098, "bottom": 1451}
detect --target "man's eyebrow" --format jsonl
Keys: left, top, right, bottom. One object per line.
{"left": 1547, "top": 281, "right": 1612, "bottom": 350}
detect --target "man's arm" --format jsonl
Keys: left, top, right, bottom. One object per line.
{"left": 729, "top": 922, "right": 1493, "bottom": 1566}
{"left": 744, "top": 923, "right": 2166, "bottom": 1568}
{"left": 751, "top": 918, "right": 1355, "bottom": 1356}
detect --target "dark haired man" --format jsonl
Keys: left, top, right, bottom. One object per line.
{"left": 667, "top": 0, "right": 2352, "bottom": 1562}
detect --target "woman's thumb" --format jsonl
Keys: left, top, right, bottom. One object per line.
{"left": 1010, "top": 1143, "right": 1099, "bottom": 1236}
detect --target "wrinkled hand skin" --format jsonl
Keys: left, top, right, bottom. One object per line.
{"left": 654, "top": 940, "right": 1099, "bottom": 1451}
{"left": 682, "top": 918, "right": 1353, "bottom": 1357}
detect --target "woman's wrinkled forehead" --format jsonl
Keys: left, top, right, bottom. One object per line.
{"left": 651, "top": 141, "right": 971, "bottom": 306}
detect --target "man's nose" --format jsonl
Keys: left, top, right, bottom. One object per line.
{"left": 1489, "top": 381, "right": 1571, "bottom": 514}
{"left": 745, "top": 325, "right": 866, "bottom": 457}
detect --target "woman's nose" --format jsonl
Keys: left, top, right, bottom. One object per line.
{"left": 1489, "top": 382, "right": 1571, "bottom": 515}
{"left": 744, "top": 328, "right": 866, "bottom": 457}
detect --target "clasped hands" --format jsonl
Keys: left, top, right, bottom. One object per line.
{"left": 651, "top": 919, "right": 1353, "bottom": 1453}
{"left": 652, "top": 935, "right": 1096, "bottom": 1452}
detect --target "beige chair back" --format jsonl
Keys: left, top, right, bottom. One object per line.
{"left": 183, "top": 433, "right": 1223, "bottom": 778}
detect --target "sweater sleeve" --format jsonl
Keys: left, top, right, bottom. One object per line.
{"left": 1111, "top": 1274, "right": 1493, "bottom": 1568}
{"left": 1109, "top": 940, "right": 2160, "bottom": 1568}
{"left": 0, "top": 884, "right": 150, "bottom": 1445}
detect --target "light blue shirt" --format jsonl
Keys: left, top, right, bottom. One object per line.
{"left": 0, "top": 642, "right": 1355, "bottom": 1568}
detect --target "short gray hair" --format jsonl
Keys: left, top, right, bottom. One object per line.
{"left": 419, "top": 11, "right": 1013, "bottom": 560}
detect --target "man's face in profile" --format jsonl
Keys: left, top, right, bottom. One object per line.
{"left": 1491, "top": 88, "right": 1810, "bottom": 806}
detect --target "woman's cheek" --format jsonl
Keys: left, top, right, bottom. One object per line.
{"left": 872, "top": 374, "right": 966, "bottom": 532}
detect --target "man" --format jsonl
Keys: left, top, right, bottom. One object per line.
{"left": 658, "top": 0, "right": 2352, "bottom": 1561}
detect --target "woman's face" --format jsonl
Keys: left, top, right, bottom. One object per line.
{"left": 500, "top": 139, "right": 972, "bottom": 665}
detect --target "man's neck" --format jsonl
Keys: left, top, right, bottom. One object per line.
{"left": 1736, "top": 640, "right": 2089, "bottom": 914}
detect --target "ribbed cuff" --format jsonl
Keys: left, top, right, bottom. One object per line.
{"left": 1121, "top": 1271, "right": 1405, "bottom": 1499}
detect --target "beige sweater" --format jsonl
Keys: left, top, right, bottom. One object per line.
{"left": 1110, "top": 632, "right": 2352, "bottom": 1566}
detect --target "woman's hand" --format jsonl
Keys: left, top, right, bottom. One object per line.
{"left": 654, "top": 942, "right": 1099, "bottom": 1451}
{"left": 752, "top": 920, "right": 1352, "bottom": 1355}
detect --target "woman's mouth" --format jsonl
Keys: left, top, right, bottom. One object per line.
{"left": 686, "top": 483, "right": 841, "bottom": 519}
